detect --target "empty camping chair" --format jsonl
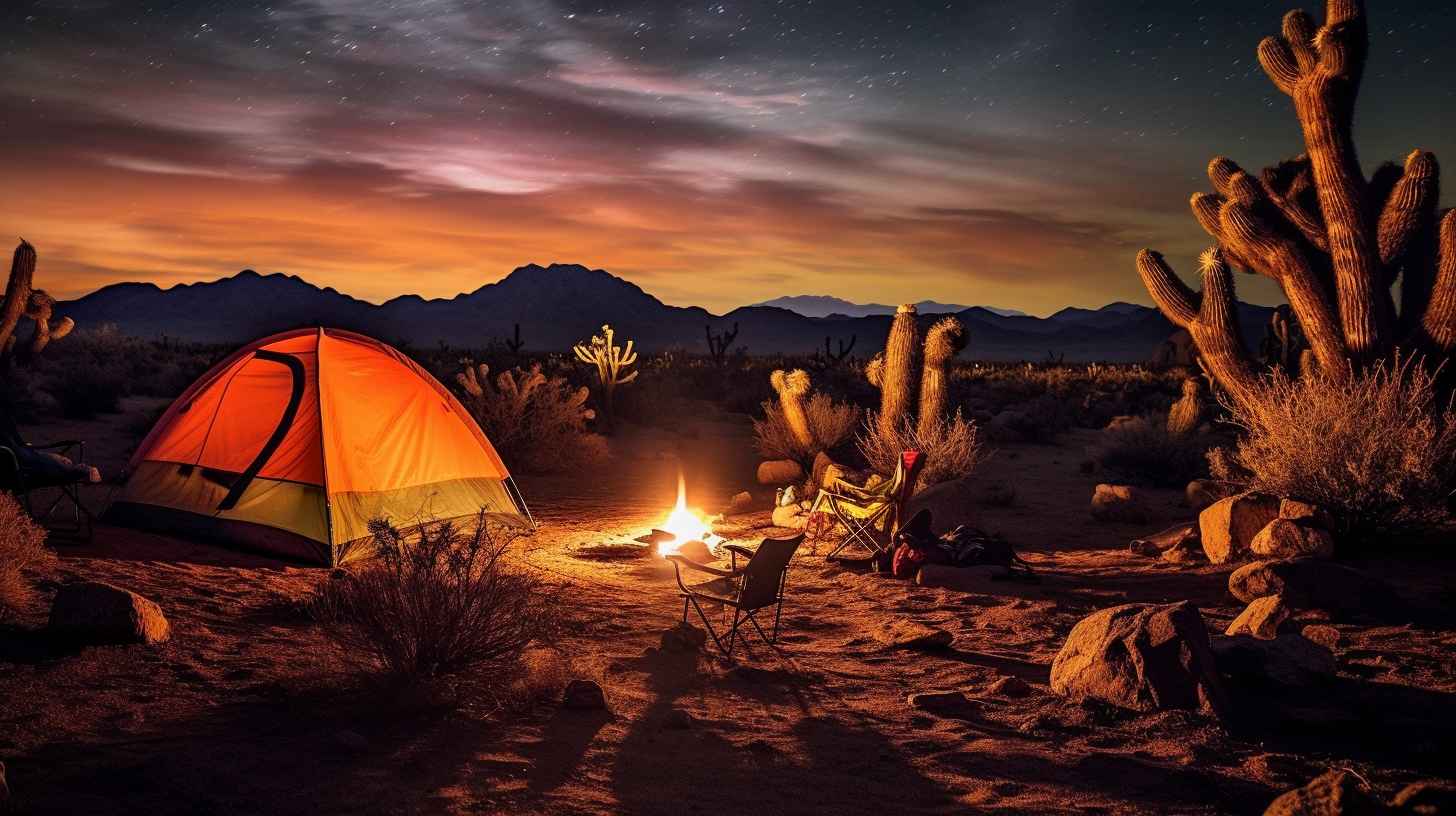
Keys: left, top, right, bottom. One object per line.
{"left": 808, "top": 449, "right": 925, "bottom": 559}
{"left": 667, "top": 534, "right": 804, "bottom": 658}
{"left": 0, "top": 404, "right": 97, "bottom": 540}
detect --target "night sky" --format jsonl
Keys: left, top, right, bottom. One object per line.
{"left": 3, "top": 1, "right": 1453, "bottom": 315}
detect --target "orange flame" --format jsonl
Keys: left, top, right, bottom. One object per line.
{"left": 657, "top": 471, "right": 711, "bottom": 555}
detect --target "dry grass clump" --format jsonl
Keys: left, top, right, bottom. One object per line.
{"left": 859, "top": 409, "right": 983, "bottom": 488}
{"left": 313, "top": 516, "right": 558, "bottom": 685}
{"left": 1213, "top": 361, "right": 1456, "bottom": 539}
{"left": 753, "top": 391, "right": 861, "bottom": 463}
{"left": 1092, "top": 415, "right": 1213, "bottom": 487}
{"left": 456, "top": 362, "right": 607, "bottom": 474}
{"left": 0, "top": 494, "right": 55, "bottom": 621}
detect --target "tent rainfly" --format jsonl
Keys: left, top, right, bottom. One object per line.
{"left": 108, "top": 327, "right": 531, "bottom": 565}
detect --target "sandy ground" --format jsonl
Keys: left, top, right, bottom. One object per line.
{"left": 3, "top": 398, "right": 1455, "bottom": 815}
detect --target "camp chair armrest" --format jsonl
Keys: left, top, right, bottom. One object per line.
{"left": 30, "top": 440, "right": 84, "bottom": 460}
{"left": 665, "top": 555, "right": 738, "bottom": 578}
{"left": 722, "top": 544, "right": 755, "bottom": 558}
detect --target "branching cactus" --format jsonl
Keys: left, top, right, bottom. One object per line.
{"left": 866, "top": 304, "right": 921, "bottom": 438}
{"left": 1, "top": 240, "right": 75, "bottom": 370}
{"left": 1137, "top": 0, "right": 1455, "bottom": 408}
{"left": 918, "top": 317, "right": 968, "bottom": 437}
{"left": 705, "top": 322, "right": 740, "bottom": 367}
{"left": 572, "top": 324, "right": 638, "bottom": 425}
{"left": 769, "top": 368, "right": 813, "bottom": 451}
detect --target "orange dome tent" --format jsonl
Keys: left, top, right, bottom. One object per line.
{"left": 108, "top": 328, "right": 531, "bottom": 565}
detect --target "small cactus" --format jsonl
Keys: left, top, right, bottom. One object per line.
{"left": 0, "top": 240, "right": 74, "bottom": 370}
{"left": 1166, "top": 377, "right": 1207, "bottom": 436}
{"left": 918, "top": 317, "right": 968, "bottom": 437}
{"left": 573, "top": 324, "right": 638, "bottom": 427}
{"left": 769, "top": 368, "right": 814, "bottom": 451}
{"left": 705, "top": 322, "right": 740, "bottom": 366}
{"left": 504, "top": 323, "right": 525, "bottom": 354}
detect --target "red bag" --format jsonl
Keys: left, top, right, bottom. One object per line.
{"left": 892, "top": 541, "right": 944, "bottom": 578}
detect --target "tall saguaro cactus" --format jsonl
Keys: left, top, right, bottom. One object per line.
{"left": 1137, "top": 0, "right": 1455, "bottom": 407}
{"left": 866, "top": 304, "right": 921, "bottom": 438}
{"left": 1, "top": 240, "right": 75, "bottom": 371}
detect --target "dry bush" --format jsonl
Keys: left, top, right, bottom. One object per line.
{"left": 0, "top": 493, "right": 55, "bottom": 621}
{"left": 753, "top": 392, "right": 861, "bottom": 462}
{"left": 1213, "top": 361, "right": 1456, "bottom": 539}
{"left": 858, "top": 409, "right": 983, "bottom": 488}
{"left": 314, "top": 516, "right": 557, "bottom": 685}
{"left": 1092, "top": 415, "right": 1213, "bottom": 487}
{"left": 456, "top": 362, "right": 607, "bottom": 474}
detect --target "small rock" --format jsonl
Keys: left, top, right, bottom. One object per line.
{"left": 1162, "top": 541, "right": 1206, "bottom": 564}
{"left": 757, "top": 459, "right": 804, "bottom": 486}
{"left": 1105, "top": 415, "right": 1140, "bottom": 431}
{"left": 907, "top": 690, "right": 970, "bottom": 711}
{"left": 1243, "top": 753, "right": 1305, "bottom": 787}
{"left": 1392, "top": 780, "right": 1456, "bottom": 814}
{"left": 1050, "top": 601, "right": 1229, "bottom": 719}
{"left": 1278, "top": 498, "right": 1333, "bottom": 530}
{"left": 662, "top": 708, "right": 695, "bottom": 730}
{"left": 48, "top": 581, "right": 171, "bottom": 645}
{"left": 562, "top": 679, "right": 607, "bottom": 710}
{"left": 660, "top": 622, "right": 708, "bottom": 652}
{"left": 986, "top": 675, "right": 1032, "bottom": 698}
{"left": 771, "top": 503, "right": 808, "bottom": 530}
{"left": 1225, "top": 595, "right": 1291, "bottom": 640}
{"left": 674, "top": 539, "right": 714, "bottom": 563}
{"left": 1186, "top": 479, "right": 1236, "bottom": 511}
{"left": 724, "top": 491, "right": 753, "bottom": 515}
{"left": 1090, "top": 484, "right": 1148, "bottom": 524}
{"left": 1213, "top": 634, "right": 1336, "bottom": 688}
{"left": 872, "top": 619, "right": 953, "bottom": 650}
{"left": 1264, "top": 770, "right": 1385, "bottom": 816}
{"left": 1251, "top": 519, "right": 1335, "bottom": 559}
{"left": 1199, "top": 492, "right": 1281, "bottom": 564}
{"left": 1301, "top": 625, "right": 1341, "bottom": 651}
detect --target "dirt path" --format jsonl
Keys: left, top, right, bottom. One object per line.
{"left": 4, "top": 404, "right": 1454, "bottom": 814}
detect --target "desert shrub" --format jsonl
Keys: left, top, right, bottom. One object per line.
{"left": 1212, "top": 361, "right": 1456, "bottom": 540}
{"left": 313, "top": 516, "right": 557, "bottom": 684}
{"left": 45, "top": 358, "right": 126, "bottom": 419}
{"left": 1092, "top": 415, "right": 1213, "bottom": 487}
{"left": 753, "top": 392, "right": 861, "bottom": 463}
{"left": 0, "top": 493, "right": 55, "bottom": 621}
{"left": 859, "top": 409, "right": 983, "bottom": 488}
{"left": 456, "top": 362, "right": 607, "bottom": 474}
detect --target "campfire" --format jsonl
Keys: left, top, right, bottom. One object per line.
{"left": 650, "top": 472, "right": 719, "bottom": 558}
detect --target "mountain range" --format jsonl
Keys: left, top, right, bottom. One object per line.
{"left": 59, "top": 264, "right": 1275, "bottom": 362}
{"left": 750, "top": 295, "right": 1026, "bottom": 319}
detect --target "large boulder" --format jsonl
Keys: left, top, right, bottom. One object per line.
{"left": 1225, "top": 595, "right": 1291, "bottom": 640}
{"left": 1250, "top": 519, "right": 1335, "bottom": 559}
{"left": 1090, "top": 484, "right": 1148, "bottom": 524}
{"left": 757, "top": 459, "right": 804, "bottom": 486}
{"left": 1050, "top": 601, "right": 1229, "bottom": 719}
{"left": 48, "top": 581, "right": 170, "bottom": 645}
{"left": 1213, "top": 633, "right": 1336, "bottom": 688}
{"left": 1227, "top": 558, "right": 1398, "bottom": 620}
{"left": 1199, "top": 492, "right": 1280, "bottom": 564}
{"left": 1263, "top": 770, "right": 1387, "bottom": 816}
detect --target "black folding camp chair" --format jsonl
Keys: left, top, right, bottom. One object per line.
{"left": 1, "top": 438, "right": 95, "bottom": 540}
{"left": 667, "top": 534, "right": 804, "bottom": 658}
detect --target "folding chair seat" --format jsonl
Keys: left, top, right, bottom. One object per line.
{"left": 808, "top": 450, "right": 925, "bottom": 559}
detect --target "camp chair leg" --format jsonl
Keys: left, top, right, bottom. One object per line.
{"left": 772, "top": 598, "right": 784, "bottom": 643}
{"left": 726, "top": 608, "right": 743, "bottom": 657}
{"left": 684, "top": 595, "right": 731, "bottom": 656}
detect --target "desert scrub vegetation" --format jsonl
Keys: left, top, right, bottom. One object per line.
{"left": 456, "top": 362, "right": 606, "bottom": 474}
{"left": 859, "top": 408, "right": 984, "bottom": 488}
{"left": 1092, "top": 415, "right": 1215, "bottom": 488}
{"left": 0, "top": 493, "right": 55, "bottom": 622}
{"left": 752, "top": 368, "right": 860, "bottom": 464}
{"left": 1211, "top": 361, "right": 1456, "bottom": 541}
{"left": 313, "top": 516, "right": 558, "bottom": 685}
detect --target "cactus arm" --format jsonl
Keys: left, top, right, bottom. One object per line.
{"left": 1261, "top": 0, "right": 1389, "bottom": 359}
{"left": 1138, "top": 249, "right": 1259, "bottom": 409}
{"left": 917, "top": 317, "right": 967, "bottom": 437}
{"left": 1416, "top": 209, "right": 1456, "bottom": 355}
{"left": 1377, "top": 150, "right": 1439, "bottom": 270}
{"left": 0, "top": 241, "right": 37, "bottom": 356}
{"left": 1260, "top": 158, "right": 1329, "bottom": 252}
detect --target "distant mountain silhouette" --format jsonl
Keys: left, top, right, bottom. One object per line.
{"left": 61, "top": 265, "right": 1274, "bottom": 362}
{"left": 752, "top": 294, "right": 1026, "bottom": 319}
